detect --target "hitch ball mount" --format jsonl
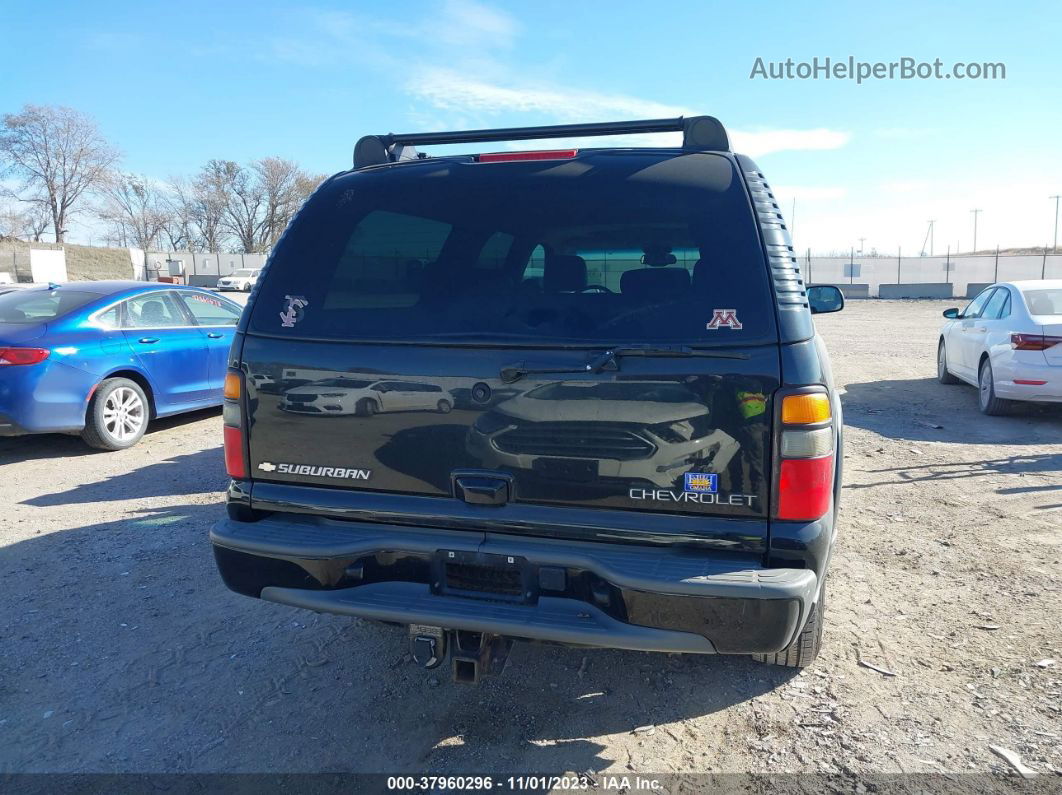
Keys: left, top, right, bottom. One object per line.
{"left": 409, "top": 625, "right": 513, "bottom": 684}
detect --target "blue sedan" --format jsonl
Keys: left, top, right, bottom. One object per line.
{"left": 0, "top": 281, "right": 243, "bottom": 449}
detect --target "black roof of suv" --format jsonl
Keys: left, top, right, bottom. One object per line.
{"left": 212, "top": 116, "right": 845, "bottom": 681}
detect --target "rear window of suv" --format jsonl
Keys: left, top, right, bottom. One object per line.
{"left": 250, "top": 152, "right": 776, "bottom": 345}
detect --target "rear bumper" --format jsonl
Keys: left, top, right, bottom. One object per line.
{"left": 211, "top": 515, "right": 819, "bottom": 655}
{"left": 0, "top": 361, "right": 93, "bottom": 433}
{"left": 995, "top": 360, "right": 1062, "bottom": 403}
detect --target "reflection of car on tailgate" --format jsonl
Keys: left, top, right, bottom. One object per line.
{"left": 279, "top": 378, "right": 454, "bottom": 416}
{"left": 467, "top": 381, "right": 739, "bottom": 488}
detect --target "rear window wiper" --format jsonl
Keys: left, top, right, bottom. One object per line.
{"left": 499, "top": 344, "right": 750, "bottom": 384}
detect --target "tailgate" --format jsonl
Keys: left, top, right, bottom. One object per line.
{"left": 242, "top": 336, "right": 778, "bottom": 533}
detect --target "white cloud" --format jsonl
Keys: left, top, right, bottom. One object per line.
{"left": 409, "top": 68, "right": 689, "bottom": 119}
{"left": 434, "top": 0, "right": 518, "bottom": 49}
{"left": 406, "top": 70, "right": 851, "bottom": 157}
{"left": 881, "top": 179, "right": 931, "bottom": 194}
{"left": 773, "top": 185, "right": 848, "bottom": 201}
{"left": 269, "top": 1, "right": 517, "bottom": 67}
{"left": 732, "top": 129, "right": 851, "bottom": 158}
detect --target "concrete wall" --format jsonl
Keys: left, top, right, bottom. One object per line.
{"left": 836, "top": 284, "right": 870, "bottom": 298}
{"left": 878, "top": 282, "right": 955, "bottom": 299}
{"left": 810, "top": 283, "right": 870, "bottom": 298}
{"left": 143, "top": 251, "right": 267, "bottom": 284}
{"left": 966, "top": 282, "right": 993, "bottom": 298}
{"left": 804, "top": 253, "right": 1062, "bottom": 298}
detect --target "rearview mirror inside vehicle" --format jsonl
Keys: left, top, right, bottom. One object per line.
{"left": 942, "top": 308, "right": 959, "bottom": 319}
{"left": 808, "top": 285, "right": 844, "bottom": 314}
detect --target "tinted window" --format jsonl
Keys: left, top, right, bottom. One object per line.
{"left": 982, "top": 288, "right": 1009, "bottom": 320}
{"left": 95, "top": 306, "right": 121, "bottom": 329}
{"left": 178, "top": 292, "right": 242, "bottom": 326}
{"left": 0, "top": 289, "right": 98, "bottom": 323}
{"left": 962, "top": 289, "right": 994, "bottom": 319}
{"left": 124, "top": 292, "right": 189, "bottom": 328}
{"left": 1023, "top": 288, "right": 1062, "bottom": 315}
{"left": 251, "top": 153, "right": 775, "bottom": 345}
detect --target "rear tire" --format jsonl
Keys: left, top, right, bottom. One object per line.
{"left": 978, "top": 359, "right": 1012, "bottom": 416}
{"left": 752, "top": 580, "right": 825, "bottom": 668}
{"left": 937, "top": 340, "right": 960, "bottom": 384}
{"left": 437, "top": 399, "right": 452, "bottom": 414}
{"left": 357, "top": 398, "right": 378, "bottom": 417}
{"left": 81, "top": 378, "right": 149, "bottom": 451}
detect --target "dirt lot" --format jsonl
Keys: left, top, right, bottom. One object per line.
{"left": 1, "top": 300, "right": 1059, "bottom": 782}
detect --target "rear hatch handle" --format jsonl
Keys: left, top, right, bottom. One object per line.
{"left": 499, "top": 345, "right": 750, "bottom": 384}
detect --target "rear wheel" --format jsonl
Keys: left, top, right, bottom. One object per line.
{"left": 357, "top": 398, "right": 378, "bottom": 417}
{"left": 978, "top": 359, "right": 1012, "bottom": 416}
{"left": 82, "top": 378, "right": 149, "bottom": 450}
{"left": 437, "top": 399, "right": 452, "bottom": 414}
{"left": 937, "top": 340, "right": 960, "bottom": 384}
{"left": 753, "top": 580, "right": 825, "bottom": 668}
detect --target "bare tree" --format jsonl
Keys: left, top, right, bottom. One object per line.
{"left": 0, "top": 104, "right": 119, "bottom": 243}
{"left": 0, "top": 200, "right": 50, "bottom": 241}
{"left": 159, "top": 178, "right": 196, "bottom": 251}
{"left": 97, "top": 172, "right": 170, "bottom": 251}
{"left": 197, "top": 160, "right": 262, "bottom": 253}
{"left": 26, "top": 202, "right": 50, "bottom": 241}
{"left": 185, "top": 169, "right": 228, "bottom": 252}
{"left": 190, "top": 158, "right": 323, "bottom": 253}
{"left": 254, "top": 158, "right": 325, "bottom": 250}
{"left": 163, "top": 169, "right": 229, "bottom": 252}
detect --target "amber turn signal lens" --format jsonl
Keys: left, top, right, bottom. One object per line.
{"left": 781, "top": 393, "right": 831, "bottom": 425}
{"left": 223, "top": 371, "right": 242, "bottom": 400}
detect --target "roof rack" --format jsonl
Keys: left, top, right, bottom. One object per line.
{"left": 353, "top": 115, "right": 729, "bottom": 169}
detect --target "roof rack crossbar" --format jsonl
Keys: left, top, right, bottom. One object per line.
{"left": 353, "top": 115, "right": 729, "bottom": 168}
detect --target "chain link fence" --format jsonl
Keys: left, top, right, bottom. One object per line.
{"left": 803, "top": 251, "right": 1062, "bottom": 298}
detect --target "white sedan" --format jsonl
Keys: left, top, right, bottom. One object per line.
{"left": 937, "top": 280, "right": 1062, "bottom": 414}
{"left": 216, "top": 269, "right": 261, "bottom": 292}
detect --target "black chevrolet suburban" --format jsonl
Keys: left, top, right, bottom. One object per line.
{"left": 211, "top": 117, "right": 845, "bottom": 683}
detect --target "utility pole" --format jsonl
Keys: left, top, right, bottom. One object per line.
{"left": 971, "top": 209, "right": 981, "bottom": 253}
{"left": 790, "top": 198, "right": 796, "bottom": 243}
{"left": 1051, "top": 195, "right": 1061, "bottom": 252}
{"left": 920, "top": 220, "right": 936, "bottom": 257}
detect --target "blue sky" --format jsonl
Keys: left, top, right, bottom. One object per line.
{"left": 2, "top": 0, "right": 1060, "bottom": 253}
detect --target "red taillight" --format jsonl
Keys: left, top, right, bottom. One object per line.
{"left": 776, "top": 390, "right": 835, "bottom": 521}
{"left": 777, "top": 456, "right": 834, "bottom": 521}
{"left": 0, "top": 347, "right": 50, "bottom": 366}
{"left": 477, "top": 149, "right": 578, "bottom": 163}
{"left": 223, "top": 425, "right": 246, "bottom": 478}
{"left": 223, "top": 368, "right": 247, "bottom": 478}
{"left": 1014, "top": 379, "right": 1047, "bottom": 385}
{"left": 1011, "top": 333, "right": 1062, "bottom": 351}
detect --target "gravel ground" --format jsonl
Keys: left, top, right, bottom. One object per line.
{"left": 1, "top": 300, "right": 1060, "bottom": 784}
